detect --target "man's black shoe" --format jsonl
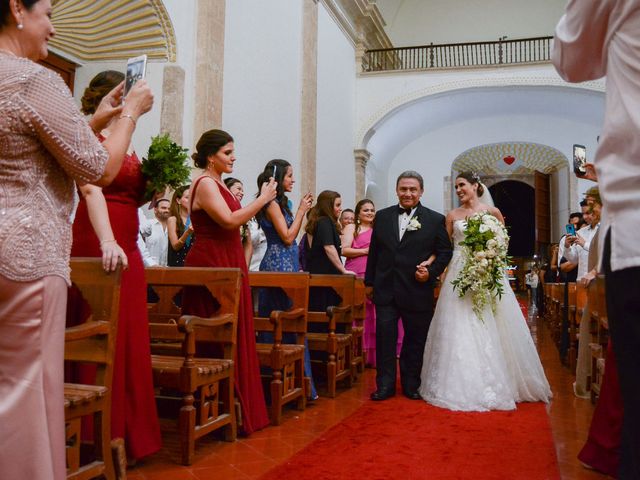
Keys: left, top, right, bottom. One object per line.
{"left": 404, "top": 390, "right": 422, "bottom": 400}
{"left": 370, "top": 390, "right": 395, "bottom": 401}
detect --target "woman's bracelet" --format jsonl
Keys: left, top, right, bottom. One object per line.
{"left": 100, "top": 239, "right": 116, "bottom": 246}
{"left": 119, "top": 113, "right": 137, "bottom": 127}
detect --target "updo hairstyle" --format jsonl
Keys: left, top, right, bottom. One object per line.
{"left": 80, "top": 70, "right": 125, "bottom": 115}
{"left": 456, "top": 171, "right": 484, "bottom": 196}
{"left": 191, "top": 129, "right": 234, "bottom": 169}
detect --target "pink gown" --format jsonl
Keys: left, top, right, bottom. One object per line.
{"left": 345, "top": 228, "right": 404, "bottom": 366}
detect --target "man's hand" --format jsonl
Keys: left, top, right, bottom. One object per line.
{"left": 365, "top": 286, "right": 374, "bottom": 300}
{"left": 415, "top": 264, "right": 430, "bottom": 283}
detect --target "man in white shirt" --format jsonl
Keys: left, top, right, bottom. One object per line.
{"left": 557, "top": 210, "right": 584, "bottom": 281}
{"left": 564, "top": 192, "right": 601, "bottom": 281}
{"left": 553, "top": 2, "right": 640, "bottom": 477}
{"left": 140, "top": 199, "right": 170, "bottom": 266}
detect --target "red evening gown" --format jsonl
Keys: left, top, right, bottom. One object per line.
{"left": 182, "top": 177, "right": 269, "bottom": 435}
{"left": 68, "top": 151, "right": 161, "bottom": 460}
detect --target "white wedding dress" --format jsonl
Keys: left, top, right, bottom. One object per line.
{"left": 419, "top": 220, "right": 552, "bottom": 411}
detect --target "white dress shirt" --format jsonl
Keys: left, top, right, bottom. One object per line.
{"left": 552, "top": 0, "right": 640, "bottom": 271}
{"left": 398, "top": 205, "right": 418, "bottom": 241}
{"left": 248, "top": 218, "right": 267, "bottom": 272}
{"left": 139, "top": 212, "right": 168, "bottom": 267}
{"left": 564, "top": 224, "right": 600, "bottom": 280}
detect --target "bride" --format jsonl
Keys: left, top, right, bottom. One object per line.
{"left": 418, "top": 172, "right": 552, "bottom": 411}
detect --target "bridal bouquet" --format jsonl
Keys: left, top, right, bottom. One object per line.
{"left": 141, "top": 134, "right": 191, "bottom": 202}
{"left": 451, "top": 212, "right": 510, "bottom": 321}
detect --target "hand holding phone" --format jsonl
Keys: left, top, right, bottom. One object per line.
{"left": 123, "top": 54, "right": 148, "bottom": 99}
{"left": 565, "top": 223, "right": 577, "bottom": 236}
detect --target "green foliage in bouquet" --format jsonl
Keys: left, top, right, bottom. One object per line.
{"left": 141, "top": 134, "right": 191, "bottom": 201}
{"left": 451, "top": 212, "right": 511, "bottom": 321}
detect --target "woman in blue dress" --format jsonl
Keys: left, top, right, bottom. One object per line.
{"left": 256, "top": 159, "right": 316, "bottom": 399}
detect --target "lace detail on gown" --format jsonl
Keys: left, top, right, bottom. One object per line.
{"left": 419, "top": 220, "right": 552, "bottom": 411}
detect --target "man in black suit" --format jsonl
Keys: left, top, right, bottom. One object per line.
{"left": 365, "top": 171, "right": 452, "bottom": 400}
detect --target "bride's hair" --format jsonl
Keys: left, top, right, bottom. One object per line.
{"left": 456, "top": 171, "right": 484, "bottom": 196}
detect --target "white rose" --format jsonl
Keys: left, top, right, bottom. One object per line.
{"left": 474, "top": 251, "right": 486, "bottom": 260}
{"left": 480, "top": 259, "right": 489, "bottom": 268}
{"left": 487, "top": 239, "right": 497, "bottom": 248}
{"left": 479, "top": 224, "right": 489, "bottom": 233}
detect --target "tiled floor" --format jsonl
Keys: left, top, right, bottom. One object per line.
{"left": 128, "top": 303, "right": 608, "bottom": 480}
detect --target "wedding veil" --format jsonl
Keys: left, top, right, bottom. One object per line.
{"left": 478, "top": 182, "right": 495, "bottom": 207}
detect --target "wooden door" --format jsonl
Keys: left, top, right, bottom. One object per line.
{"left": 39, "top": 50, "right": 77, "bottom": 92}
{"left": 534, "top": 171, "right": 551, "bottom": 254}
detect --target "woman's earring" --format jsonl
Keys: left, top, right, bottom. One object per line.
{"left": 17, "top": 23, "right": 23, "bottom": 30}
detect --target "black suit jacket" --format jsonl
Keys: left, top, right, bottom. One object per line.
{"left": 364, "top": 203, "right": 452, "bottom": 312}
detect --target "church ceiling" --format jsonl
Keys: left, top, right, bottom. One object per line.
{"left": 49, "top": 0, "right": 176, "bottom": 62}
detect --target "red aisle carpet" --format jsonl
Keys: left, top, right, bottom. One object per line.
{"left": 260, "top": 398, "right": 559, "bottom": 480}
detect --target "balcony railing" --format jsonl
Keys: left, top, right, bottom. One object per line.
{"left": 362, "top": 36, "right": 553, "bottom": 72}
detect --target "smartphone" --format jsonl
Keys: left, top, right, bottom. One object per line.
{"left": 573, "top": 144, "right": 587, "bottom": 177}
{"left": 123, "top": 54, "right": 147, "bottom": 98}
{"left": 565, "top": 223, "right": 577, "bottom": 236}
{"left": 272, "top": 165, "right": 277, "bottom": 179}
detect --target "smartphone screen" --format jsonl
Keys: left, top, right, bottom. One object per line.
{"left": 123, "top": 54, "right": 147, "bottom": 98}
{"left": 573, "top": 144, "right": 587, "bottom": 176}
{"left": 565, "top": 224, "right": 576, "bottom": 236}
{"left": 272, "top": 165, "right": 277, "bottom": 179}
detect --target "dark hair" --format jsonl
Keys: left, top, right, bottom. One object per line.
{"left": 569, "top": 212, "right": 583, "bottom": 221}
{"left": 305, "top": 190, "right": 341, "bottom": 236}
{"left": 456, "top": 171, "right": 485, "bottom": 196}
{"left": 255, "top": 159, "right": 292, "bottom": 222}
{"left": 223, "top": 177, "right": 242, "bottom": 190}
{"left": 192, "top": 129, "right": 234, "bottom": 169}
{"left": 396, "top": 170, "right": 424, "bottom": 190}
{"left": 169, "top": 184, "right": 191, "bottom": 234}
{"left": 353, "top": 199, "right": 375, "bottom": 237}
{"left": 1, "top": 0, "right": 39, "bottom": 28}
{"left": 80, "top": 70, "right": 125, "bottom": 115}
{"left": 341, "top": 209, "right": 354, "bottom": 216}
{"left": 579, "top": 199, "right": 588, "bottom": 208}
{"left": 154, "top": 198, "right": 170, "bottom": 208}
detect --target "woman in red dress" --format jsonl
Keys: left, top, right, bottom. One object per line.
{"left": 182, "top": 129, "right": 276, "bottom": 435}
{"left": 68, "top": 71, "right": 161, "bottom": 460}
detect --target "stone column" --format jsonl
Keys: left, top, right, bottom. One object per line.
{"left": 193, "top": 0, "right": 225, "bottom": 147}
{"left": 354, "top": 149, "right": 370, "bottom": 201}
{"left": 300, "top": 0, "right": 318, "bottom": 197}
{"left": 160, "top": 65, "right": 185, "bottom": 144}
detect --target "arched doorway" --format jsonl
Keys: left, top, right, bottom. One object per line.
{"left": 489, "top": 181, "right": 535, "bottom": 257}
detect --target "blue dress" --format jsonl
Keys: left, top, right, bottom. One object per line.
{"left": 258, "top": 205, "right": 317, "bottom": 399}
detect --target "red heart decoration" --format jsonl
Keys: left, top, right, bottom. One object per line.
{"left": 503, "top": 155, "right": 515, "bottom": 165}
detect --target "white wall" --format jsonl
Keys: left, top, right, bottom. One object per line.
{"left": 378, "top": 112, "right": 600, "bottom": 230}
{"left": 222, "top": 0, "right": 303, "bottom": 203}
{"left": 376, "top": 0, "right": 566, "bottom": 46}
{"left": 316, "top": 3, "right": 357, "bottom": 208}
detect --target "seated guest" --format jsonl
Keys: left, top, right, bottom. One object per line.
{"left": 140, "top": 198, "right": 170, "bottom": 266}
{"left": 167, "top": 185, "right": 193, "bottom": 267}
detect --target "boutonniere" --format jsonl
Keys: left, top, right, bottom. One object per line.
{"left": 406, "top": 217, "right": 422, "bottom": 232}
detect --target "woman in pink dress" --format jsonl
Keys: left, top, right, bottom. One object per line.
{"left": 182, "top": 129, "right": 276, "bottom": 435}
{"left": 343, "top": 199, "right": 405, "bottom": 365}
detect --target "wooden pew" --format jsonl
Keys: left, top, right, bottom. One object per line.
{"left": 65, "top": 259, "right": 122, "bottom": 480}
{"left": 589, "top": 275, "right": 608, "bottom": 403}
{"left": 307, "top": 274, "right": 356, "bottom": 397}
{"left": 351, "top": 278, "right": 366, "bottom": 379}
{"left": 567, "top": 282, "right": 589, "bottom": 373}
{"left": 145, "top": 267, "right": 241, "bottom": 465}
{"left": 249, "top": 272, "right": 310, "bottom": 425}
